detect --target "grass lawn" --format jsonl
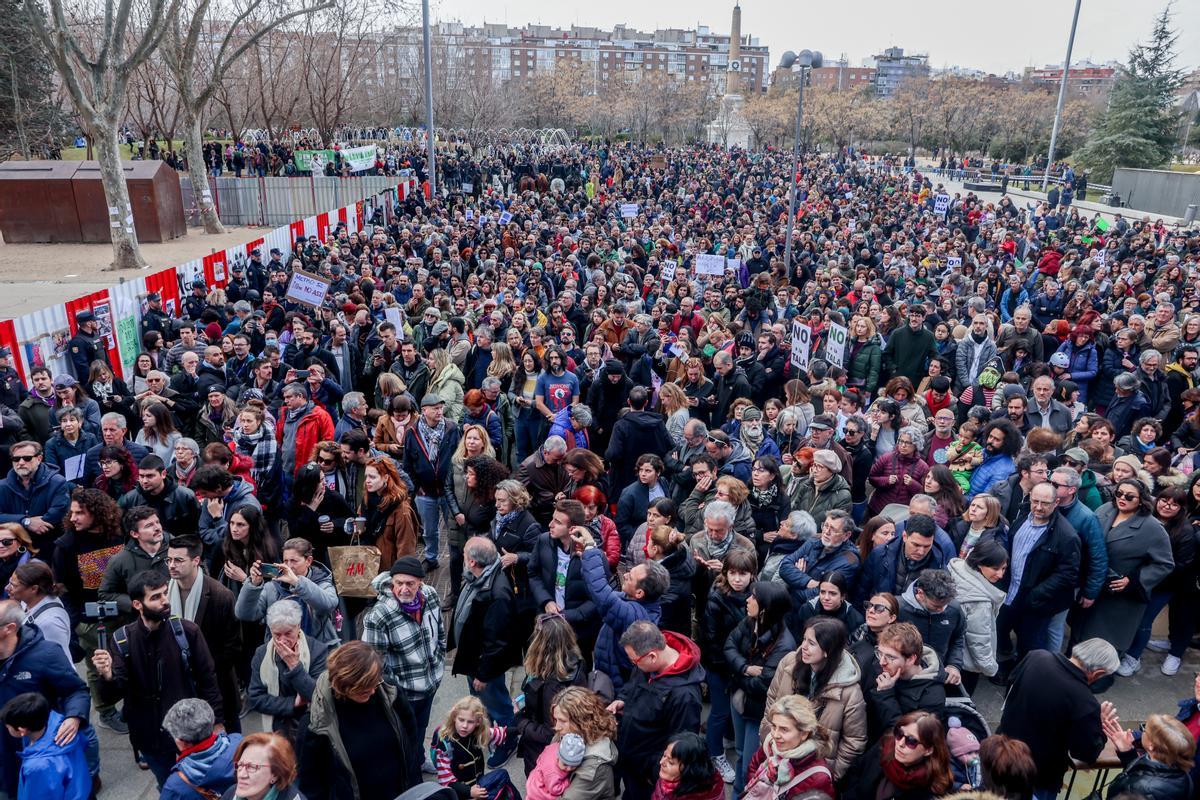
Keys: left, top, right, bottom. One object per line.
{"left": 1168, "top": 163, "right": 1200, "bottom": 173}
{"left": 58, "top": 139, "right": 237, "bottom": 161}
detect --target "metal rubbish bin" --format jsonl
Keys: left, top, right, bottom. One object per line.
{"left": 1185, "top": 204, "right": 1197, "bottom": 227}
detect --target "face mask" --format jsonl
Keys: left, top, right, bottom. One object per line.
{"left": 266, "top": 337, "right": 278, "bottom": 347}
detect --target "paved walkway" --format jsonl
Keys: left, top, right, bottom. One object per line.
{"left": 914, "top": 160, "right": 1189, "bottom": 226}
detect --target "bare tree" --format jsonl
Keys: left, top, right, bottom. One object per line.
{"left": 162, "top": 0, "right": 334, "bottom": 234}
{"left": 24, "top": 0, "right": 181, "bottom": 269}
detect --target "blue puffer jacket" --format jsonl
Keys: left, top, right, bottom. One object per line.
{"left": 161, "top": 732, "right": 243, "bottom": 800}
{"left": 0, "top": 463, "right": 70, "bottom": 528}
{"left": 968, "top": 452, "right": 1015, "bottom": 499}
{"left": 779, "top": 538, "right": 862, "bottom": 603}
{"left": 580, "top": 547, "right": 660, "bottom": 690}
{"left": 0, "top": 624, "right": 91, "bottom": 797}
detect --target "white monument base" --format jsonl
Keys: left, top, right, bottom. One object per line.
{"left": 707, "top": 93, "right": 754, "bottom": 149}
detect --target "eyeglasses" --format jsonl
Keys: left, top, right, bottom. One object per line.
{"left": 1116, "top": 491, "right": 1139, "bottom": 501}
{"left": 866, "top": 602, "right": 892, "bottom": 615}
{"left": 893, "top": 728, "right": 922, "bottom": 749}
{"left": 875, "top": 648, "right": 903, "bottom": 664}
{"left": 0, "top": 539, "right": 16, "bottom": 547}
{"left": 10, "top": 455, "right": 36, "bottom": 463}
{"left": 234, "top": 761, "right": 269, "bottom": 775}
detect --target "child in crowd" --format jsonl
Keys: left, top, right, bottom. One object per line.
{"left": 946, "top": 421, "right": 983, "bottom": 492}
{"left": 432, "top": 696, "right": 518, "bottom": 800}
{"left": 525, "top": 733, "right": 586, "bottom": 800}
{"left": 1, "top": 693, "right": 92, "bottom": 800}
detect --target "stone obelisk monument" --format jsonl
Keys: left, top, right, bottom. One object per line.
{"left": 706, "top": 3, "right": 754, "bottom": 148}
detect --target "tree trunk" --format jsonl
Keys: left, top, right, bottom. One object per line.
{"left": 93, "top": 121, "right": 146, "bottom": 271}
{"left": 184, "top": 109, "right": 226, "bottom": 234}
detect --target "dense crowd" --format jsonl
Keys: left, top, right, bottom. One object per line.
{"left": 0, "top": 140, "right": 1199, "bottom": 800}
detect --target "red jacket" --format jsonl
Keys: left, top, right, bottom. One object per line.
{"left": 275, "top": 405, "right": 334, "bottom": 475}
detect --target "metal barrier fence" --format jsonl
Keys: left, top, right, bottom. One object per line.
{"left": 179, "top": 174, "right": 408, "bottom": 226}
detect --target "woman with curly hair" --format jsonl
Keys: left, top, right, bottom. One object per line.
{"left": 544, "top": 687, "right": 618, "bottom": 800}
{"left": 447, "top": 454, "right": 508, "bottom": 603}
{"left": 93, "top": 444, "right": 138, "bottom": 501}
{"left": 51, "top": 487, "right": 125, "bottom": 717}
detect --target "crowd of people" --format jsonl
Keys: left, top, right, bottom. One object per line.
{"left": 0, "top": 138, "right": 1198, "bottom": 800}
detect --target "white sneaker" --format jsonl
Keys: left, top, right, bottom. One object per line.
{"left": 1117, "top": 654, "right": 1141, "bottom": 677}
{"left": 713, "top": 755, "right": 735, "bottom": 784}
{"left": 1146, "top": 639, "right": 1171, "bottom": 653}
{"left": 1162, "top": 655, "right": 1182, "bottom": 676}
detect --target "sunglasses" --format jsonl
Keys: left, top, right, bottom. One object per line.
{"left": 0, "top": 539, "right": 16, "bottom": 547}
{"left": 866, "top": 602, "right": 892, "bottom": 614}
{"left": 11, "top": 455, "right": 36, "bottom": 463}
{"left": 1116, "top": 491, "right": 1139, "bottom": 501}
{"left": 893, "top": 728, "right": 922, "bottom": 749}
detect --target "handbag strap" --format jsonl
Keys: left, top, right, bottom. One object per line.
{"left": 773, "top": 763, "right": 831, "bottom": 798}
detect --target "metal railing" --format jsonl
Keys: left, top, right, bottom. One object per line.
{"left": 179, "top": 174, "right": 407, "bottom": 226}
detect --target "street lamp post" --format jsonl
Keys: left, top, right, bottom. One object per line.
{"left": 1043, "top": 0, "right": 1082, "bottom": 191}
{"left": 421, "top": 0, "right": 437, "bottom": 197}
{"left": 778, "top": 49, "right": 822, "bottom": 283}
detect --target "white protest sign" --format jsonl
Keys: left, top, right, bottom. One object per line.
{"left": 384, "top": 307, "right": 404, "bottom": 330}
{"left": 790, "top": 321, "right": 812, "bottom": 371}
{"left": 934, "top": 193, "right": 951, "bottom": 217}
{"left": 498, "top": 211, "right": 513, "bottom": 225}
{"left": 285, "top": 270, "right": 331, "bottom": 308}
{"left": 946, "top": 256, "right": 962, "bottom": 270}
{"left": 695, "top": 253, "right": 726, "bottom": 276}
{"left": 465, "top": 209, "right": 474, "bottom": 221}
{"left": 727, "top": 258, "right": 743, "bottom": 275}
{"left": 620, "top": 203, "right": 639, "bottom": 219}
{"left": 461, "top": 182, "right": 473, "bottom": 193}
{"left": 661, "top": 261, "right": 678, "bottom": 282}
{"left": 824, "top": 322, "right": 849, "bottom": 368}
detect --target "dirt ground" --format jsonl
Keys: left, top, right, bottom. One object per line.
{"left": 0, "top": 225, "right": 264, "bottom": 318}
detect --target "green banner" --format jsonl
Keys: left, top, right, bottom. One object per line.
{"left": 295, "top": 149, "right": 336, "bottom": 172}
{"left": 341, "top": 145, "right": 377, "bottom": 173}
{"left": 116, "top": 312, "right": 139, "bottom": 378}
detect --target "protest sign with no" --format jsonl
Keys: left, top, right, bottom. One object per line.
{"left": 695, "top": 254, "right": 726, "bottom": 276}
{"left": 824, "top": 323, "right": 849, "bottom": 367}
{"left": 285, "top": 270, "right": 332, "bottom": 308}
{"left": 790, "top": 321, "right": 812, "bottom": 371}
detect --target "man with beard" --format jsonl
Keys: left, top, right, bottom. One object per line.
{"left": 574, "top": 343, "right": 606, "bottom": 400}
{"left": 285, "top": 327, "right": 339, "bottom": 383}
{"left": 756, "top": 332, "right": 786, "bottom": 403}
{"left": 534, "top": 346, "right": 580, "bottom": 426}
{"left": 93, "top": 570, "right": 224, "bottom": 785}
{"left": 967, "top": 418, "right": 1021, "bottom": 499}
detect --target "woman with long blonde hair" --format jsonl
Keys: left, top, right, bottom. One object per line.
{"left": 426, "top": 348, "right": 466, "bottom": 423}
{"left": 488, "top": 342, "right": 518, "bottom": 393}
{"left": 658, "top": 382, "right": 691, "bottom": 447}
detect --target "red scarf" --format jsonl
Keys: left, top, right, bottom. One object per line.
{"left": 923, "top": 390, "right": 951, "bottom": 416}
{"left": 176, "top": 732, "right": 218, "bottom": 762}
{"left": 880, "top": 736, "right": 934, "bottom": 792}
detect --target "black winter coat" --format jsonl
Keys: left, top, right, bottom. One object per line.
{"left": 724, "top": 619, "right": 797, "bottom": 721}
{"left": 449, "top": 568, "right": 523, "bottom": 682}
{"left": 656, "top": 547, "right": 696, "bottom": 636}
{"left": 1106, "top": 750, "right": 1193, "bottom": 800}
{"left": 527, "top": 534, "right": 600, "bottom": 644}
{"left": 490, "top": 508, "right": 542, "bottom": 615}
{"left": 697, "top": 587, "right": 750, "bottom": 676}
{"left": 515, "top": 660, "right": 587, "bottom": 773}
{"left": 98, "top": 618, "right": 223, "bottom": 759}
{"left": 999, "top": 509, "right": 1081, "bottom": 616}
{"left": 998, "top": 650, "right": 1105, "bottom": 790}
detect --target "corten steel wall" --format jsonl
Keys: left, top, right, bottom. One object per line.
{"left": 0, "top": 180, "right": 414, "bottom": 387}
{"left": 180, "top": 175, "right": 408, "bottom": 226}
{"left": 1111, "top": 168, "right": 1200, "bottom": 218}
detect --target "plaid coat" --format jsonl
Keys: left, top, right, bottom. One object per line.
{"left": 362, "top": 574, "right": 446, "bottom": 696}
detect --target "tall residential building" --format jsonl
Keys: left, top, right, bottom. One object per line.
{"left": 1025, "top": 61, "right": 1119, "bottom": 100}
{"left": 367, "top": 21, "right": 769, "bottom": 96}
{"left": 871, "top": 47, "right": 930, "bottom": 97}
{"left": 807, "top": 62, "right": 877, "bottom": 91}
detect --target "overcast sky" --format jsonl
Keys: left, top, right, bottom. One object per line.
{"left": 430, "top": 0, "right": 1200, "bottom": 77}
